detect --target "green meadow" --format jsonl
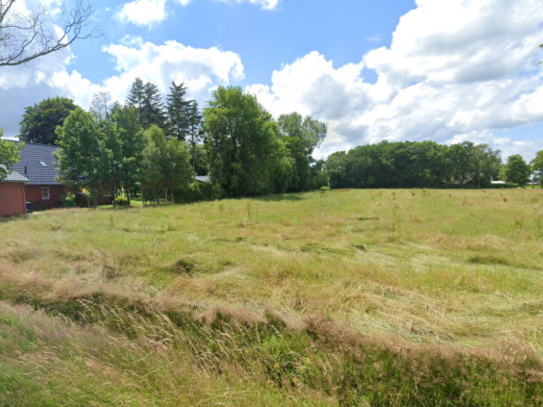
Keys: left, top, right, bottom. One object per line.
{"left": 1, "top": 188, "right": 543, "bottom": 406}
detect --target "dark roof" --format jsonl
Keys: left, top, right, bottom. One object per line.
{"left": 0, "top": 165, "right": 29, "bottom": 183}
{"left": 8, "top": 141, "right": 63, "bottom": 185}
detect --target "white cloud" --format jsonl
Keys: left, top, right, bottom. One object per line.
{"left": 117, "top": 0, "right": 168, "bottom": 28}
{"left": 0, "top": 37, "right": 244, "bottom": 137}
{"left": 365, "top": 34, "right": 380, "bottom": 43}
{"left": 2, "top": 0, "right": 543, "bottom": 164}
{"left": 215, "top": 0, "right": 281, "bottom": 10}
{"left": 115, "top": 0, "right": 281, "bottom": 28}
{"left": 120, "top": 35, "right": 145, "bottom": 48}
{"left": 248, "top": 0, "right": 543, "bottom": 161}
{"left": 102, "top": 40, "right": 244, "bottom": 103}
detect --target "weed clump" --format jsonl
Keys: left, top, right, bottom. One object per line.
{"left": 169, "top": 259, "right": 195, "bottom": 274}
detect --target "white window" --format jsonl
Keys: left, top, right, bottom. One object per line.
{"left": 41, "top": 187, "right": 50, "bottom": 200}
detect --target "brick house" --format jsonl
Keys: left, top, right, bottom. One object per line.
{"left": 0, "top": 167, "right": 28, "bottom": 216}
{"left": 3, "top": 142, "right": 66, "bottom": 213}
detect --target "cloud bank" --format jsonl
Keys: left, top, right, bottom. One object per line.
{"left": 1, "top": 0, "right": 542, "bottom": 161}
{"left": 116, "top": 0, "right": 282, "bottom": 27}
{"left": 247, "top": 0, "right": 543, "bottom": 159}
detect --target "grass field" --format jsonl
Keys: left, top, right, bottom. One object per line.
{"left": 1, "top": 188, "right": 543, "bottom": 406}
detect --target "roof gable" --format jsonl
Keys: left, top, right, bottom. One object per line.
{"left": 9, "top": 141, "right": 63, "bottom": 185}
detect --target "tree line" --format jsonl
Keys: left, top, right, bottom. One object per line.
{"left": 325, "top": 141, "right": 542, "bottom": 189}
{"left": 10, "top": 79, "right": 327, "bottom": 206}
{"left": 2, "top": 79, "right": 542, "bottom": 198}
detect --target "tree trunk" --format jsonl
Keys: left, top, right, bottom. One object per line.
{"left": 93, "top": 187, "right": 98, "bottom": 209}
{"left": 125, "top": 183, "right": 131, "bottom": 206}
{"left": 112, "top": 181, "right": 116, "bottom": 208}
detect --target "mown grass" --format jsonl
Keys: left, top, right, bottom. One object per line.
{"left": 1, "top": 188, "right": 543, "bottom": 405}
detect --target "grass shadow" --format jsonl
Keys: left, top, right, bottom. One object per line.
{"left": 257, "top": 193, "right": 307, "bottom": 202}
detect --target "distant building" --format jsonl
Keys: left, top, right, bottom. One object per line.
{"left": 0, "top": 142, "right": 66, "bottom": 216}
{"left": 12, "top": 142, "right": 66, "bottom": 210}
{"left": 490, "top": 177, "right": 506, "bottom": 185}
{"left": 0, "top": 167, "right": 28, "bottom": 216}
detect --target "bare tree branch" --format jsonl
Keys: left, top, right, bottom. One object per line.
{"left": 0, "top": 0, "right": 101, "bottom": 67}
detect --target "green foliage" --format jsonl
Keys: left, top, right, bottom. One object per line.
{"left": 326, "top": 140, "right": 503, "bottom": 189}
{"left": 311, "top": 159, "right": 328, "bottom": 189}
{"left": 277, "top": 112, "right": 327, "bottom": 192}
{"left": 126, "top": 78, "right": 166, "bottom": 129}
{"left": 166, "top": 81, "right": 192, "bottom": 141}
{"left": 203, "top": 86, "right": 279, "bottom": 197}
{"left": 60, "top": 192, "right": 77, "bottom": 208}
{"left": 115, "top": 196, "right": 129, "bottom": 207}
{"left": 143, "top": 82, "right": 166, "bottom": 129}
{"left": 19, "top": 97, "right": 77, "bottom": 145}
{"left": 141, "top": 125, "right": 193, "bottom": 203}
{"left": 499, "top": 154, "right": 531, "bottom": 186}
{"left": 55, "top": 108, "right": 107, "bottom": 208}
{"left": 173, "top": 181, "right": 221, "bottom": 203}
{"left": 111, "top": 106, "right": 145, "bottom": 204}
{"left": 187, "top": 101, "right": 204, "bottom": 173}
{"left": 531, "top": 150, "right": 543, "bottom": 188}
{"left": 0, "top": 129, "right": 23, "bottom": 181}
{"left": 191, "top": 143, "right": 208, "bottom": 176}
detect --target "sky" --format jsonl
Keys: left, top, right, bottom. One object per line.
{"left": 1, "top": 0, "right": 543, "bottom": 161}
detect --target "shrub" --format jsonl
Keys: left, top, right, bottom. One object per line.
{"left": 115, "top": 196, "right": 129, "bottom": 208}
{"left": 173, "top": 182, "right": 222, "bottom": 203}
{"left": 60, "top": 192, "right": 77, "bottom": 208}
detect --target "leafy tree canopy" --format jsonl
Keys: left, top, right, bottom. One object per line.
{"left": 531, "top": 150, "right": 543, "bottom": 188}
{"left": 19, "top": 96, "right": 77, "bottom": 145}
{"left": 499, "top": 154, "right": 531, "bottom": 186}
{"left": 277, "top": 113, "right": 327, "bottom": 191}
{"left": 203, "top": 86, "right": 279, "bottom": 197}
{"left": 55, "top": 108, "right": 106, "bottom": 207}
{"left": 0, "top": 128, "right": 23, "bottom": 180}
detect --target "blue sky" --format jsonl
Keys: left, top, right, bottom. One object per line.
{"left": 1, "top": 0, "right": 542, "bottom": 161}
{"left": 71, "top": 0, "right": 414, "bottom": 86}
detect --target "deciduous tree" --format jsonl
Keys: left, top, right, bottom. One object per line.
{"left": 19, "top": 97, "right": 77, "bottom": 145}
{"left": 531, "top": 150, "right": 543, "bottom": 189}
{"left": 111, "top": 106, "right": 145, "bottom": 205}
{"left": 204, "top": 86, "right": 278, "bottom": 197}
{"left": 499, "top": 154, "right": 531, "bottom": 186}
{"left": 187, "top": 101, "right": 203, "bottom": 171}
{"left": 277, "top": 113, "right": 327, "bottom": 192}
{"left": 0, "top": 128, "right": 23, "bottom": 180}
{"left": 55, "top": 109, "right": 106, "bottom": 208}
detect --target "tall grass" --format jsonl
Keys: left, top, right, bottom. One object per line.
{"left": 1, "top": 188, "right": 543, "bottom": 405}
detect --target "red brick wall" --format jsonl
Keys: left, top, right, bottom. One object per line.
{"left": 0, "top": 183, "right": 26, "bottom": 216}
{"left": 25, "top": 185, "right": 66, "bottom": 209}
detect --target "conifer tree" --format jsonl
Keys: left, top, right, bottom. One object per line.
{"left": 166, "top": 82, "right": 192, "bottom": 141}
{"left": 143, "top": 82, "right": 166, "bottom": 129}
{"left": 126, "top": 78, "right": 145, "bottom": 121}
